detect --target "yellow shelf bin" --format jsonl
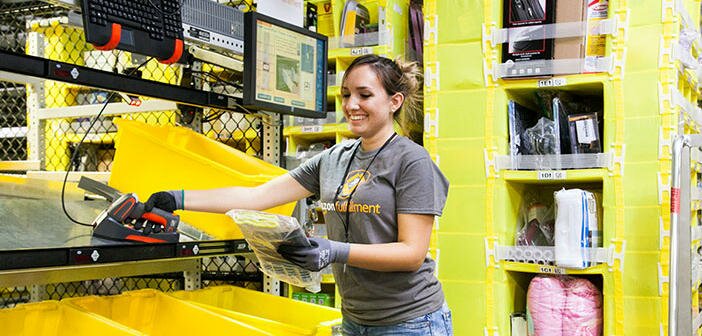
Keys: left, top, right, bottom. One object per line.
{"left": 62, "top": 290, "right": 274, "bottom": 335}
{"left": 0, "top": 301, "right": 140, "bottom": 336}
{"left": 170, "top": 285, "right": 342, "bottom": 336}
{"left": 109, "top": 119, "right": 295, "bottom": 239}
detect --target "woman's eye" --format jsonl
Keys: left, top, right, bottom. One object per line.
{"left": 360, "top": 94, "right": 371, "bottom": 98}
{"left": 341, "top": 93, "right": 350, "bottom": 98}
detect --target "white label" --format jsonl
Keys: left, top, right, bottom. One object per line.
{"left": 350, "top": 47, "right": 373, "bottom": 56}
{"left": 301, "top": 125, "right": 323, "bottom": 133}
{"left": 537, "top": 171, "right": 567, "bottom": 180}
{"left": 539, "top": 265, "right": 566, "bottom": 274}
{"left": 537, "top": 78, "right": 567, "bottom": 87}
{"left": 576, "top": 119, "right": 597, "bottom": 143}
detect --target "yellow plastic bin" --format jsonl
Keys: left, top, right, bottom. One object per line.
{"left": 109, "top": 119, "right": 295, "bottom": 239}
{"left": 171, "top": 285, "right": 342, "bottom": 336}
{"left": 0, "top": 300, "right": 139, "bottom": 336}
{"left": 62, "top": 289, "right": 274, "bottom": 336}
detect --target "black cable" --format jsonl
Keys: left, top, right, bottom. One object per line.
{"left": 61, "top": 57, "right": 155, "bottom": 227}
{"left": 190, "top": 71, "right": 244, "bottom": 90}
{"left": 146, "top": 0, "right": 183, "bottom": 17}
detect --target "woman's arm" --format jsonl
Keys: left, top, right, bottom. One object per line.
{"left": 345, "top": 213, "right": 434, "bottom": 272}
{"left": 184, "top": 174, "right": 314, "bottom": 213}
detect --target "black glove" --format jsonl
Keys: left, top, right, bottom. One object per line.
{"left": 277, "top": 237, "right": 350, "bottom": 272}
{"left": 144, "top": 190, "right": 182, "bottom": 213}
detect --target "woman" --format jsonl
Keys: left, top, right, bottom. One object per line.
{"left": 145, "top": 54, "right": 452, "bottom": 335}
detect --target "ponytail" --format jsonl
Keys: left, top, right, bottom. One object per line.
{"left": 394, "top": 58, "right": 424, "bottom": 145}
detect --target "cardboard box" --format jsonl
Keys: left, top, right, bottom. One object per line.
{"left": 554, "top": 0, "right": 608, "bottom": 74}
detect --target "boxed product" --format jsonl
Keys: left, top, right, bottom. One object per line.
{"left": 502, "top": 0, "right": 556, "bottom": 77}
{"left": 554, "top": 189, "right": 601, "bottom": 269}
{"left": 503, "top": 0, "right": 609, "bottom": 77}
{"left": 553, "top": 0, "right": 608, "bottom": 74}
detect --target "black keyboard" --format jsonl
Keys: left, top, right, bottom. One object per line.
{"left": 81, "top": 0, "right": 185, "bottom": 63}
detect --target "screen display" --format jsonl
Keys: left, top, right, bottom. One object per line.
{"left": 244, "top": 12, "right": 327, "bottom": 117}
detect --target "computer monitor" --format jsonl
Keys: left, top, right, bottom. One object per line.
{"left": 243, "top": 11, "right": 328, "bottom": 118}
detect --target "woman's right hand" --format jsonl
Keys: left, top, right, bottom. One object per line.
{"left": 144, "top": 190, "right": 182, "bottom": 213}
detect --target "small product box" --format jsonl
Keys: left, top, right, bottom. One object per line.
{"left": 553, "top": 0, "right": 608, "bottom": 74}
{"left": 502, "top": 0, "right": 556, "bottom": 77}
{"left": 567, "top": 113, "right": 601, "bottom": 154}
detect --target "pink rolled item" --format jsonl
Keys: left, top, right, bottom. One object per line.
{"left": 527, "top": 275, "right": 566, "bottom": 336}
{"left": 562, "top": 277, "right": 602, "bottom": 336}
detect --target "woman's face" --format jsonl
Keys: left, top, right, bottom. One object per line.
{"left": 341, "top": 64, "right": 402, "bottom": 139}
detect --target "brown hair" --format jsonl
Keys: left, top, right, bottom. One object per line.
{"left": 342, "top": 54, "right": 424, "bottom": 144}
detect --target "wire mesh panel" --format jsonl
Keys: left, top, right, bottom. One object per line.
{"left": 0, "top": 2, "right": 53, "bottom": 161}
{"left": 0, "top": 0, "right": 270, "bottom": 305}
{"left": 0, "top": 0, "right": 261, "bottom": 170}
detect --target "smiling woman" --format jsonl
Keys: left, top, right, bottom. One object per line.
{"left": 144, "top": 54, "right": 453, "bottom": 336}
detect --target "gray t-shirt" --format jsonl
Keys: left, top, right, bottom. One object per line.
{"left": 289, "top": 135, "right": 449, "bottom": 325}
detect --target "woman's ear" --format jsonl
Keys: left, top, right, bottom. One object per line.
{"left": 390, "top": 92, "right": 404, "bottom": 113}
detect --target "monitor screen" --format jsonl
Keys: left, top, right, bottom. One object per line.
{"left": 243, "top": 12, "right": 328, "bottom": 118}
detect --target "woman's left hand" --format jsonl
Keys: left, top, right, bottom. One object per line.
{"left": 277, "top": 237, "right": 349, "bottom": 272}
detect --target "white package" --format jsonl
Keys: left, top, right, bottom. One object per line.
{"left": 554, "top": 189, "right": 600, "bottom": 269}
{"left": 227, "top": 209, "right": 321, "bottom": 292}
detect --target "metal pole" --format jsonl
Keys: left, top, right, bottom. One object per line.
{"left": 670, "top": 135, "right": 685, "bottom": 336}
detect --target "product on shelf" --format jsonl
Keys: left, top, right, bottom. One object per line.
{"left": 526, "top": 275, "right": 602, "bottom": 336}
{"left": 508, "top": 90, "right": 603, "bottom": 157}
{"left": 340, "top": 0, "right": 374, "bottom": 47}
{"left": 227, "top": 209, "right": 321, "bottom": 292}
{"left": 501, "top": 0, "right": 609, "bottom": 77}
{"left": 502, "top": 0, "right": 555, "bottom": 77}
{"left": 554, "top": 188, "right": 600, "bottom": 269}
{"left": 516, "top": 192, "right": 555, "bottom": 246}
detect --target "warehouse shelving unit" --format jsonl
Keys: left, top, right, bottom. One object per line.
{"left": 424, "top": 0, "right": 701, "bottom": 334}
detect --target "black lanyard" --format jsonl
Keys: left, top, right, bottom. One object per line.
{"left": 333, "top": 132, "right": 397, "bottom": 242}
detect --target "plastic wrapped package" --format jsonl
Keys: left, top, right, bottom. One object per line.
{"left": 526, "top": 275, "right": 602, "bottom": 336}
{"left": 554, "top": 189, "right": 600, "bottom": 269}
{"left": 516, "top": 192, "right": 555, "bottom": 246}
{"left": 562, "top": 277, "right": 603, "bottom": 336}
{"left": 527, "top": 275, "right": 565, "bottom": 336}
{"left": 227, "top": 209, "right": 321, "bottom": 293}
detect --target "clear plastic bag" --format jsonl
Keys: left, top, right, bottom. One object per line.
{"left": 226, "top": 209, "right": 321, "bottom": 292}
{"left": 523, "top": 117, "right": 560, "bottom": 155}
{"left": 515, "top": 192, "right": 555, "bottom": 246}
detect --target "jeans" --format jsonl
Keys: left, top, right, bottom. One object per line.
{"left": 340, "top": 302, "right": 453, "bottom": 336}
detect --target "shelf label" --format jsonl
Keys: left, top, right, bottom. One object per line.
{"left": 350, "top": 47, "right": 373, "bottom": 56}
{"left": 537, "top": 170, "right": 567, "bottom": 180}
{"left": 301, "top": 125, "right": 323, "bottom": 133}
{"left": 539, "top": 265, "right": 566, "bottom": 274}
{"left": 537, "top": 78, "right": 567, "bottom": 87}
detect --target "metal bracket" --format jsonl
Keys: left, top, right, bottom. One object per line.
{"left": 183, "top": 258, "right": 202, "bottom": 291}
{"left": 260, "top": 112, "right": 282, "bottom": 166}
{"left": 263, "top": 274, "right": 282, "bottom": 296}
{"left": 29, "top": 284, "right": 45, "bottom": 302}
